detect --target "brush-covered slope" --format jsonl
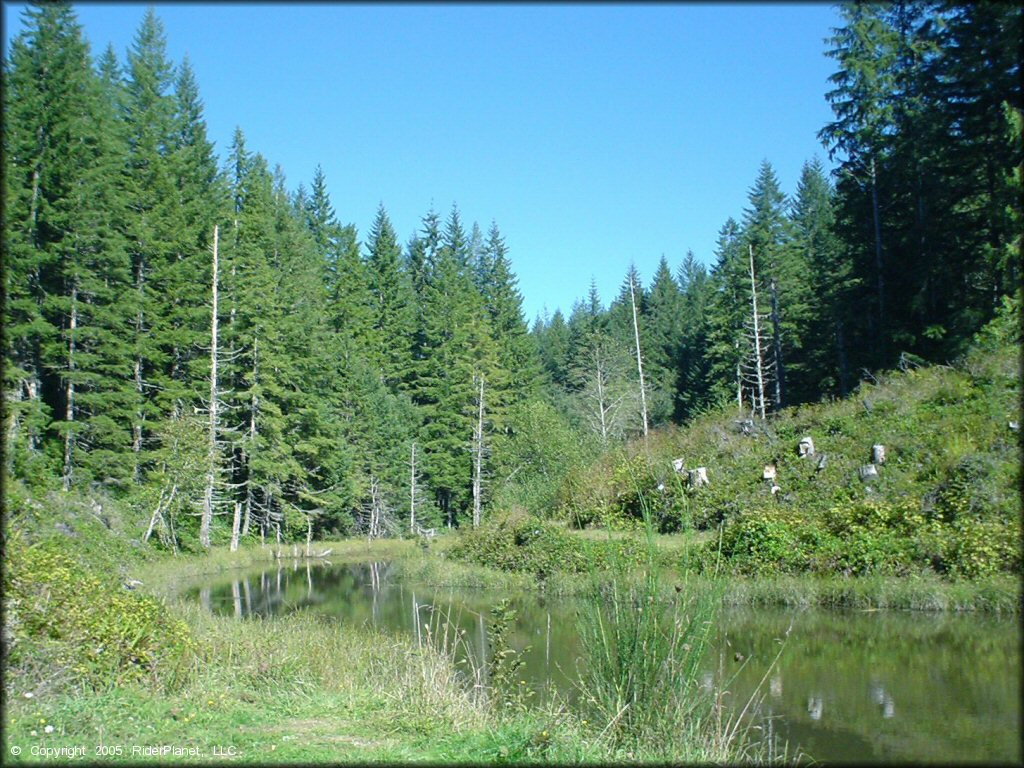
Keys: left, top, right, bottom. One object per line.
{"left": 557, "top": 296, "right": 1021, "bottom": 579}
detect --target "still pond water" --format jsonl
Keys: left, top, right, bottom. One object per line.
{"left": 188, "top": 561, "right": 1020, "bottom": 764}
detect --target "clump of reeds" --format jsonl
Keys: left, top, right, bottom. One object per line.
{"left": 574, "top": 475, "right": 787, "bottom": 762}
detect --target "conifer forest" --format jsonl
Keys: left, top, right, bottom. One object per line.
{"left": 4, "top": 4, "right": 1023, "bottom": 764}
{"left": 3, "top": 2, "right": 1020, "bottom": 551}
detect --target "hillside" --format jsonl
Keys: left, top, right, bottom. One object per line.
{"left": 554, "top": 296, "right": 1021, "bottom": 579}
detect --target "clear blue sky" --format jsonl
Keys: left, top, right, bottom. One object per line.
{"left": 4, "top": 2, "right": 842, "bottom": 324}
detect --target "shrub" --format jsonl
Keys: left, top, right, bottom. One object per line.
{"left": 5, "top": 534, "right": 195, "bottom": 692}
{"left": 447, "top": 510, "right": 646, "bottom": 576}
{"left": 717, "top": 512, "right": 806, "bottom": 575}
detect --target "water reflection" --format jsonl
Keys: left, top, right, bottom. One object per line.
{"left": 187, "top": 562, "right": 1021, "bottom": 765}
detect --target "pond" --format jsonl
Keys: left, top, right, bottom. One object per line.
{"left": 187, "top": 560, "right": 1021, "bottom": 764}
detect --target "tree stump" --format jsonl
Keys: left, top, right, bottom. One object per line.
{"left": 859, "top": 464, "right": 879, "bottom": 483}
{"left": 871, "top": 444, "right": 886, "bottom": 464}
{"left": 763, "top": 464, "right": 777, "bottom": 482}
{"left": 798, "top": 436, "right": 815, "bottom": 457}
{"left": 672, "top": 458, "right": 685, "bottom": 473}
{"left": 688, "top": 467, "right": 709, "bottom": 488}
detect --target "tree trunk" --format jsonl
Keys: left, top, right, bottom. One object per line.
{"left": 629, "top": 273, "right": 649, "bottom": 437}
{"left": 472, "top": 374, "right": 485, "bottom": 528}
{"left": 410, "top": 441, "right": 417, "bottom": 534}
{"left": 595, "top": 350, "right": 609, "bottom": 442}
{"left": 62, "top": 284, "right": 78, "bottom": 491}
{"left": 132, "top": 259, "right": 145, "bottom": 482}
{"left": 200, "top": 226, "right": 220, "bottom": 549}
{"left": 769, "top": 276, "right": 785, "bottom": 409}
{"left": 230, "top": 501, "right": 241, "bottom": 552}
{"left": 242, "top": 333, "right": 259, "bottom": 538}
{"left": 835, "top": 319, "right": 850, "bottom": 396}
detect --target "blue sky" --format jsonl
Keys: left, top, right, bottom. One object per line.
{"left": 4, "top": 3, "right": 842, "bottom": 324}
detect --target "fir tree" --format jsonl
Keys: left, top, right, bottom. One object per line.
{"left": 4, "top": 4, "right": 135, "bottom": 489}
{"left": 365, "top": 203, "right": 415, "bottom": 391}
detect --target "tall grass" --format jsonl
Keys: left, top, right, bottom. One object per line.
{"left": 573, "top": 479, "right": 784, "bottom": 762}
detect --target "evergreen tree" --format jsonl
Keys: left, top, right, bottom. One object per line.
{"left": 477, "top": 222, "right": 540, "bottom": 408}
{"left": 740, "top": 160, "right": 808, "bottom": 410}
{"left": 121, "top": 8, "right": 180, "bottom": 472}
{"left": 365, "top": 203, "right": 416, "bottom": 391}
{"left": 535, "top": 309, "right": 571, "bottom": 390}
{"left": 410, "top": 206, "right": 499, "bottom": 524}
{"left": 675, "top": 250, "right": 714, "bottom": 421}
{"left": 820, "top": 3, "right": 899, "bottom": 355}
{"left": 644, "top": 256, "right": 684, "bottom": 426}
{"left": 704, "top": 218, "right": 749, "bottom": 411}
{"left": 790, "top": 158, "right": 854, "bottom": 397}
{"left": 4, "top": 4, "right": 135, "bottom": 489}
{"left": 305, "top": 165, "right": 372, "bottom": 348}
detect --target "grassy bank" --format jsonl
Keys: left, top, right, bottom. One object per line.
{"left": 4, "top": 493, "right": 772, "bottom": 765}
{"left": 436, "top": 511, "right": 1020, "bottom": 613}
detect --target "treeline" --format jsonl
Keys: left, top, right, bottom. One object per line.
{"left": 3, "top": 6, "right": 547, "bottom": 545}
{"left": 535, "top": 1, "right": 1021, "bottom": 432}
{"left": 3, "top": 3, "right": 1020, "bottom": 549}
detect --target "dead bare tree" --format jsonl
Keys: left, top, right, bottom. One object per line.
{"left": 359, "top": 475, "right": 397, "bottom": 541}
{"left": 471, "top": 373, "right": 488, "bottom": 528}
{"left": 574, "top": 336, "right": 633, "bottom": 444}
{"left": 410, "top": 441, "right": 418, "bottom": 534}
{"left": 199, "top": 227, "right": 221, "bottom": 548}
{"left": 740, "top": 245, "right": 776, "bottom": 421}
{"left": 628, "top": 271, "right": 650, "bottom": 438}
{"left": 62, "top": 283, "right": 77, "bottom": 490}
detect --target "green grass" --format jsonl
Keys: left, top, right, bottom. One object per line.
{"left": 3, "top": 502, "right": 765, "bottom": 765}
{"left": 3, "top": 582, "right": 591, "bottom": 764}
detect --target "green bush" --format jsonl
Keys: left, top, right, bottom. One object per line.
{"left": 717, "top": 512, "right": 807, "bottom": 574}
{"left": 5, "top": 534, "right": 195, "bottom": 692}
{"left": 447, "top": 510, "right": 646, "bottom": 576}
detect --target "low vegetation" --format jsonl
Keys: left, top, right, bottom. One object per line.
{"left": 3, "top": 492, "right": 774, "bottom": 764}
{"left": 548, "top": 299, "right": 1020, "bottom": 582}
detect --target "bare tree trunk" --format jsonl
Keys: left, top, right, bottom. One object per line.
{"left": 629, "top": 273, "right": 649, "bottom": 437}
{"left": 595, "top": 350, "right": 610, "bottom": 442}
{"left": 230, "top": 501, "right": 241, "bottom": 552}
{"left": 835, "top": 319, "right": 850, "bottom": 396}
{"left": 472, "top": 374, "right": 485, "bottom": 528}
{"left": 132, "top": 260, "right": 145, "bottom": 482}
{"left": 62, "top": 284, "right": 78, "bottom": 491}
{"left": 769, "top": 276, "right": 785, "bottom": 409}
{"left": 367, "top": 476, "right": 384, "bottom": 541}
{"left": 410, "top": 442, "right": 417, "bottom": 534}
{"left": 200, "top": 226, "right": 220, "bottom": 549}
{"left": 144, "top": 483, "right": 177, "bottom": 543}
{"left": 242, "top": 333, "right": 258, "bottom": 538}
{"left": 749, "top": 246, "right": 768, "bottom": 421}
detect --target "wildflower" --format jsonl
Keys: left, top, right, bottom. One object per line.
{"left": 30, "top": 730, "right": 38, "bottom": 737}
{"left": 44, "top": 725, "right": 54, "bottom": 734}
{"left": 23, "top": 692, "right": 34, "bottom": 699}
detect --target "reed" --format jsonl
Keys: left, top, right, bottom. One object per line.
{"left": 573, "top": 474, "right": 785, "bottom": 762}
